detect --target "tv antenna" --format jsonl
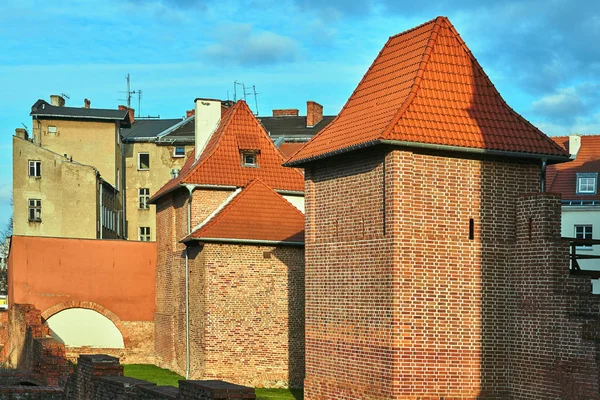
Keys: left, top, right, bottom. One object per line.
{"left": 233, "top": 81, "right": 259, "bottom": 115}
{"left": 60, "top": 93, "right": 70, "bottom": 100}
{"left": 118, "top": 73, "right": 142, "bottom": 113}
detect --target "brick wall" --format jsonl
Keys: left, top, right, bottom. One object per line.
{"left": 187, "top": 243, "right": 304, "bottom": 387}
{"left": 154, "top": 192, "right": 187, "bottom": 371}
{"left": 2, "top": 304, "right": 72, "bottom": 386}
{"left": 190, "top": 190, "right": 233, "bottom": 228}
{"left": 505, "top": 193, "right": 600, "bottom": 399}
{"left": 303, "top": 148, "right": 600, "bottom": 399}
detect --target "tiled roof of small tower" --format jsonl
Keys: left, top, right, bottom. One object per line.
{"left": 547, "top": 135, "right": 600, "bottom": 200}
{"left": 287, "top": 16, "right": 568, "bottom": 165}
{"left": 151, "top": 101, "right": 305, "bottom": 201}
{"left": 182, "top": 179, "right": 305, "bottom": 244}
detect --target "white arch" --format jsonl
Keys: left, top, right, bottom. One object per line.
{"left": 45, "top": 308, "right": 125, "bottom": 348}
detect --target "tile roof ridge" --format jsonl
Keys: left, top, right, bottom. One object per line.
{"left": 441, "top": 20, "right": 568, "bottom": 158}
{"left": 180, "top": 103, "right": 238, "bottom": 183}
{"left": 388, "top": 15, "right": 447, "bottom": 40}
{"left": 382, "top": 17, "right": 443, "bottom": 140}
{"left": 283, "top": 23, "right": 438, "bottom": 163}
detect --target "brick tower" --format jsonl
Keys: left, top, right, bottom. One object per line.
{"left": 286, "top": 16, "right": 600, "bottom": 399}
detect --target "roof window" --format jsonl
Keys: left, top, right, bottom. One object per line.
{"left": 577, "top": 173, "right": 597, "bottom": 194}
{"left": 242, "top": 151, "right": 258, "bottom": 168}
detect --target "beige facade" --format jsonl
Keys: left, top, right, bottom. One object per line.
{"left": 12, "top": 136, "right": 121, "bottom": 239}
{"left": 32, "top": 119, "right": 122, "bottom": 189}
{"left": 124, "top": 142, "right": 192, "bottom": 241}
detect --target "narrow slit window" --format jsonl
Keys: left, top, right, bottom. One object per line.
{"left": 469, "top": 218, "right": 474, "bottom": 240}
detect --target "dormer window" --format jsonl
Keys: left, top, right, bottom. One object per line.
{"left": 577, "top": 173, "right": 597, "bottom": 194}
{"left": 242, "top": 151, "right": 258, "bottom": 167}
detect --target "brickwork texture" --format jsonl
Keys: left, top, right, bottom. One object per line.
{"left": 155, "top": 189, "right": 305, "bottom": 388}
{"left": 303, "top": 148, "right": 600, "bottom": 399}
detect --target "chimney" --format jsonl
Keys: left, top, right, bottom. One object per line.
{"left": 50, "top": 95, "right": 65, "bottom": 107}
{"left": 15, "top": 128, "right": 28, "bottom": 140}
{"left": 569, "top": 134, "right": 581, "bottom": 157}
{"left": 186, "top": 109, "right": 195, "bottom": 118}
{"left": 84, "top": 98, "right": 91, "bottom": 109}
{"left": 272, "top": 109, "right": 299, "bottom": 117}
{"left": 119, "top": 105, "right": 135, "bottom": 124}
{"left": 194, "top": 98, "right": 222, "bottom": 160}
{"left": 306, "top": 101, "right": 323, "bottom": 127}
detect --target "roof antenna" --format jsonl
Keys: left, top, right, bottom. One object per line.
{"left": 233, "top": 81, "right": 259, "bottom": 115}
{"left": 118, "top": 73, "right": 142, "bottom": 112}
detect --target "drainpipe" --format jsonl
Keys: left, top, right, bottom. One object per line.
{"left": 99, "top": 181, "right": 103, "bottom": 239}
{"left": 184, "top": 184, "right": 194, "bottom": 379}
{"left": 121, "top": 127, "right": 127, "bottom": 239}
{"left": 541, "top": 158, "right": 547, "bottom": 192}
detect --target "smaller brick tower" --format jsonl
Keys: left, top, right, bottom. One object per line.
{"left": 151, "top": 100, "right": 306, "bottom": 387}
{"left": 287, "top": 16, "right": 598, "bottom": 400}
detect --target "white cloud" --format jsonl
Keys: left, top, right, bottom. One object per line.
{"left": 202, "top": 24, "right": 301, "bottom": 66}
{"left": 531, "top": 88, "right": 586, "bottom": 120}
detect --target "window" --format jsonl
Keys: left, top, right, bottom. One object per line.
{"left": 577, "top": 173, "right": 597, "bottom": 194}
{"left": 575, "top": 225, "right": 593, "bottom": 249}
{"left": 241, "top": 151, "right": 257, "bottom": 167}
{"left": 48, "top": 126, "right": 57, "bottom": 135}
{"left": 173, "top": 146, "right": 185, "bottom": 157}
{"left": 138, "top": 188, "right": 150, "bottom": 209}
{"left": 139, "top": 227, "right": 151, "bottom": 241}
{"left": 28, "top": 199, "right": 41, "bottom": 222}
{"left": 138, "top": 153, "right": 150, "bottom": 170}
{"left": 28, "top": 160, "right": 41, "bottom": 177}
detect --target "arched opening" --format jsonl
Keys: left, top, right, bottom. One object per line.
{"left": 45, "top": 308, "right": 125, "bottom": 348}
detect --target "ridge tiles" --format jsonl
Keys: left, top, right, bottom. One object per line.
{"left": 184, "top": 178, "right": 305, "bottom": 243}
{"left": 287, "top": 16, "right": 568, "bottom": 164}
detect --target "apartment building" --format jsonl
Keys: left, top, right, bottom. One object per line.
{"left": 13, "top": 97, "right": 129, "bottom": 239}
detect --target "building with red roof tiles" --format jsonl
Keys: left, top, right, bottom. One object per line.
{"left": 287, "top": 16, "right": 599, "bottom": 399}
{"left": 547, "top": 134, "right": 600, "bottom": 288}
{"left": 150, "top": 99, "right": 305, "bottom": 387}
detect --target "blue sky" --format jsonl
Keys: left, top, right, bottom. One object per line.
{"left": 1, "top": 0, "right": 600, "bottom": 230}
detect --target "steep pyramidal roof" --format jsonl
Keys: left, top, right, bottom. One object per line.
{"left": 182, "top": 179, "right": 305, "bottom": 244}
{"left": 287, "top": 16, "right": 569, "bottom": 165}
{"left": 151, "top": 101, "right": 305, "bottom": 202}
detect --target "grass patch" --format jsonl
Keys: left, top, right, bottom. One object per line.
{"left": 123, "top": 364, "right": 304, "bottom": 400}
{"left": 255, "top": 388, "right": 303, "bottom": 400}
{"left": 123, "top": 364, "right": 184, "bottom": 387}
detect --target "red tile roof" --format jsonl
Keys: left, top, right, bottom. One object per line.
{"left": 151, "top": 101, "right": 305, "bottom": 202}
{"left": 278, "top": 142, "right": 306, "bottom": 159}
{"left": 547, "top": 135, "right": 600, "bottom": 200}
{"left": 287, "top": 16, "right": 569, "bottom": 165}
{"left": 182, "top": 179, "right": 305, "bottom": 244}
